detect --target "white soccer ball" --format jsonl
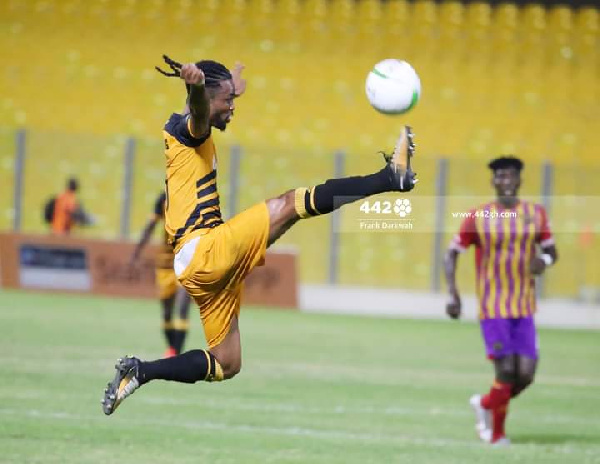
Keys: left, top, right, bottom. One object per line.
{"left": 365, "top": 59, "right": 421, "bottom": 115}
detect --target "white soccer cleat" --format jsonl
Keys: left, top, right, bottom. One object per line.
{"left": 469, "top": 394, "right": 492, "bottom": 443}
{"left": 492, "top": 437, "right": 511, "bottom": 447}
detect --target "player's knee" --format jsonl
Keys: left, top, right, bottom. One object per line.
{"left": 221, "top": 358, "right": 242, "bottom": 379}
{"left": 210, "top": 349, "right": 242, "bottom": 380}
{"left": 518, "top": 372, "right": 535, "bottom": 389}
{"left": 494, "top": 355, "right": 518, "bottom": 383}
{"left": 267, "top": 190, "right": 298, "bottom": 223}
{"left": 496, "top": 366, "right": 517, "bottom": 384}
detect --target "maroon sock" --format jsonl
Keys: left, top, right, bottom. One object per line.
{"left": 492, "top": 403, "right": 510, "bottom": 442}
{"left": 481, "top": 381, "right": 512, "bottom": 409}
{"left": 480, "top": 381, "right": 512, "bottom": 441}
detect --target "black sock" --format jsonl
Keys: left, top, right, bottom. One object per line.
{"left": 163, "top": 326, "right": 175, "bottom": 350}
{"left": 296, "top": 168, "right": 393, "bottom": 217}
{"left": 138, "top": 349, "right": 223, "bottom": 384}
{"left": 171, "top": 329, "right": 187, "bottom": 354}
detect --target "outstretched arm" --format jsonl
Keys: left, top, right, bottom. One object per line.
{"left": 444, "top": 248, "right": 462, "bottom": 319}
{"left": 131, "top": 217, "right": 159, "bottom": 263}
{"left": 180, "top": 63, "right": 210, "bottom": 138}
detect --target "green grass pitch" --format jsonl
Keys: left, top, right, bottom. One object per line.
{"left": 0, "top": 289, "right": 598, "bottom": 464}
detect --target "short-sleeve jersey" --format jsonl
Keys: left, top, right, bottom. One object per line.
{"left": 162, "top": 113, "right": 223, "bottom": 253}
{"left": 450, "top": 200, "right": 554, "bottom": 319}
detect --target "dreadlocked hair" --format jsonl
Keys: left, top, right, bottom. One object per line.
{"left": 156, "top": 55, "right": 232, "bottom": 94}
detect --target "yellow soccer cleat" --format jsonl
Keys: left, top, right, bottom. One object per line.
{"left": 383, "top": 125, "right": 417, "bottom": 192}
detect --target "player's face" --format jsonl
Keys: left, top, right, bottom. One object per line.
{"left": 209, "top": 80, "right": 235, "bottom": 131}
{"left": 492, "top": 167, "right": 521, "bottom": 198}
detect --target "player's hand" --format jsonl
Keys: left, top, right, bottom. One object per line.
{"left": 180, "top": 63, "right": 205, "bottom": 86}
{"left": 530, "top": 257, "right": 546, "bottom": 276}
{"left": 232, "top": 62, "right": 246, "bottom": 97}
{"left": 446, "top": 289, "right": 462, "bottom": 319}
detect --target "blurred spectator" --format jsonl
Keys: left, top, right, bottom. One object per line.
{"left": 46, "top": 178, "right": 94, "bottom": 234}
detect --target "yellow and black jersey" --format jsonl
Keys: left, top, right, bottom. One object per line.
{"left": 163, "top": 113, "right": 223, "bottom": 252}
{"left": 153, "top": 192, "right": 175, "bottom": 270}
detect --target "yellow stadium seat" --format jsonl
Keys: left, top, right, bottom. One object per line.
{"left": 302, "top": 0, "right": 327, "bottom": 20}
{"left": 466, "top": 2, "right": 492, "bottom": 29}
{"left": 383, "top": 0, "right": 410, "bottom": 24}
{"left": 575, "top": 6, "right": 599, "bottom": 32}
{"left": 412, "top": 0, "right": 438, "bottom": 25}
{"left": 548, "top": 5, "right": 573, "bottom": 32}
{"left": 246, "top": 0, "right": 273, "bottom": 18}
{"left": 522, "top": 4, "right": 547, "bottom": 32}
{"left": 494, "top": 3, "right": 519, "bottom": 30}
{"left": 356, "top": 0, "right": 382, "bottom": 22}
{"left": 329, "top": 0, "right": 355, "bottom": 20}
{"left": 439, "top": 1, "right": 464, "bottom": 27}
{"left": 276, "top": 0, "right": 300, "bottom": 15}
{"left": 0, "top": 128, "right": 15, "bottom": 230}
{"left": 573, "top": 7, "right": 598, "bottom": 63}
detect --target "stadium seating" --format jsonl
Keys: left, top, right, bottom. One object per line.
{"left": 0, "top": 127, "right": 16, "bottom": 231}
{"left": 0, "top": 0, "right": 598, "bottom": 296}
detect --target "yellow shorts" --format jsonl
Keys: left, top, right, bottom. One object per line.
{"left": 155, "top": 268, "right": 179, "bottom": 300}
{"left": 176, "top": 202, "right": 270, "bottom": 348}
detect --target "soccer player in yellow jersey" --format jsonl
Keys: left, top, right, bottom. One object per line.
{"left": 444, "top": 156, "right": 558, "bottom": 445}
{"left": 102, "top": 56, "right": 417, "bottom": 415}
{"left": 131, "top": 192, "right": 191, "bottom": 358}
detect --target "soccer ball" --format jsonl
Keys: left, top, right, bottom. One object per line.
{"left": 365, "top": 59, "right": 421, "bottom": 115}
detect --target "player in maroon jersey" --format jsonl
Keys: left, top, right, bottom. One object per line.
{"left": 444, "top": 156, "right": 558, "bottom": 446}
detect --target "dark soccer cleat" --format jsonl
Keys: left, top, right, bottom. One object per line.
{"left": 101, "top": 356, "right": 142, "bottom": 416}
{"left": 384, "top": 125, "right": 417, "bottom": 192}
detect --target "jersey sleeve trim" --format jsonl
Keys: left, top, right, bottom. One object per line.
{"left": 449, "top": 235, "right": 468, "bottom": 253}
{"left": 164, "top": 113, "right": 210, "bottom": 148}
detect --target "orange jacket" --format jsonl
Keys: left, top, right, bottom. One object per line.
{"left": 51, "top": 190, "right": 78, "bottom": 234}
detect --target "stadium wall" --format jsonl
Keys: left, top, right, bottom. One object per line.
{"left": 299, "top": 284, "right": 600, "bottom": 330}
{"left": 0, "top": 232, "right": 299, "bottom": 308}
